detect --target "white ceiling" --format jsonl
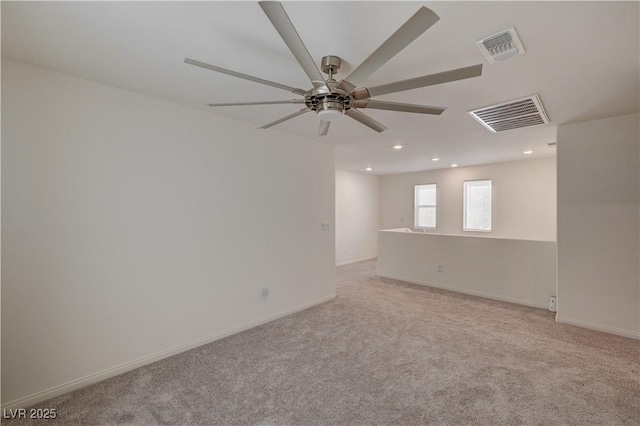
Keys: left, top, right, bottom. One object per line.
{"left": 2, "top": 1, "right": 639, "bottom": 175}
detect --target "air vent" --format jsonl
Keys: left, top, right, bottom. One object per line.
{"left": 469, "top": 95, "right": 550, "bottom": 133}
{"left": 477, "top": 27, "right": 525, "bottom": 64}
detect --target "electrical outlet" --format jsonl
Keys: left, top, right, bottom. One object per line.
{"left": 437, "top": 265, "right": 443, "bottom": 273}
{"left": 548, "top": 296, "right": 556, "bottom": 312}
{"left": 261, "top": 287, "right": 270, "bottom": 301}
{"left": 321, "top": 222, "right": 331, "bottom": 231}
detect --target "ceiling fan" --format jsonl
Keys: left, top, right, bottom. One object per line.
{"left": 185, "top": 1, "right": 483, "bottom": 136}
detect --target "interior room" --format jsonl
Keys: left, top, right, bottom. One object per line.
{"left": 2, "top": 1, "right": 639, "bottom": 425}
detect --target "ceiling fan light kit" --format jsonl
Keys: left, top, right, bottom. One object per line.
{"left": 317, "top": 105, "right": 344, "bottom": 122}
{"left": 185, "top": 1, "right": 484, "bottom": 136}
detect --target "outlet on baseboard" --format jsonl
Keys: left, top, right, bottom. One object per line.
{"left": 548, "top": 296, "right": 556, "bottom": 312}
{"left": 437, "top": 265, "right": 443, "bottom": 273}
{"left": 261, "top": 287, "right": 270, "bottom": 301}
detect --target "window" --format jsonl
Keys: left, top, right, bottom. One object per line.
{"left": 464, "top": 180, "right": 492, "bottom": 231}
{"left": 414, "top": 184, "right": 437, "bottom": 228}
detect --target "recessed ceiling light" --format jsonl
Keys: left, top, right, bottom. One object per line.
{"left": 393, "top": 145, "right": 404, "bottom": 150}
{"left": 365, "top": 167, "right": 372, "bottom": 171}
{"left": 431, "top": 157, "right": 440, "bottom": 161}
{"left": 451, "top": 164, "right": 458, "bottom": 168}
{"left": 523, "top": 150, "right": 533, "bottom": 154}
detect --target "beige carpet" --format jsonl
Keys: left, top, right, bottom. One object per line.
{"left": 8, "top": 260, "right": 640, "bottom": 425}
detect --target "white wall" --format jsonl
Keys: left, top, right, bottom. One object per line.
{"left": 557, "top": 113, "right": 639, "bottom": 339}
{"left": 377, "top": 230, "right": 557, "bottom": 309}
{"left": 380, "top": 157, "right": 557, "bottom": 241}
{"left": 1, "top": 59, "right": 336, "bottom": 407}
{"left": 335, "top": 170, "right": 380, "bottom": 266}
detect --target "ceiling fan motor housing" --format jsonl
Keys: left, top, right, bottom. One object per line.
{"left": 306, "top": 91, "right": 352, "bottom": 112}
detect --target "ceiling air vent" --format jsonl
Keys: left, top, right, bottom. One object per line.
{"left": 469, "top": 95, "right": 550, "bottom": 133}
{"left": 477, "top": 27, "right": 525, "bottom": 64}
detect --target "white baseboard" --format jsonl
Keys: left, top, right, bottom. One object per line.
{"left": 555, "top": 315, "right": 640, "bottom": 340}
{"left": 1, "top": 293, "right": 337, "bottom": 410}
{"left": 336, "top": 257, "right": 377, "bottom": 267}
{"left": 377, "top": 273, "right": 548, "bottom": 310}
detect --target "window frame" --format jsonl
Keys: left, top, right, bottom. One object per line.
{"left": 414, "top": 183, "right": 437, "bottom": 229}
{"left": 463, "top": 179, "right": 493, "bottom": 232}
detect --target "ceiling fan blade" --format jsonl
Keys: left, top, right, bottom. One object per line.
{"left": 185, "top": 58, "right": 307, "bottom": 96}
{"left": 260, "top": 107, "right": 310, "bottom": 129}
{"left": 338, "top": 7, "right": 440, "bottom": 92}
{"left": 207, "top": 99, "right": 306, "bottom": 107}
{"left": 259, "top": 2, "right": 326, "bottom": 89}
{"left": 354, "top": 100, "right": 446, "bottom": 115}
{"left": 358, "top": 64, "right": 483, "bottom": 99}
{"left": 345, "top": 109, "right": 388, "bottom": 133}
{"left": 318, "top": 120, "right": 330, "bottom": 136}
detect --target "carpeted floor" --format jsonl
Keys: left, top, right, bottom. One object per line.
{"left": 8, "top": 259, "right": 640, "bottom": 425}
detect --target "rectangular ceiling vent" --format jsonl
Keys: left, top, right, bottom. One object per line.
{"left": 477, "top": 27, "right": 525, "bottom": 63}
{"left": 469, "top": 95, "right": 550, "bottom": 133}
